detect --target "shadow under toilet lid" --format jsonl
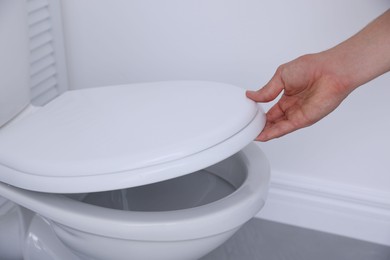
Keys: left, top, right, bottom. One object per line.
{"left": 0, "top": 81, "right": 265, "bottom": 193}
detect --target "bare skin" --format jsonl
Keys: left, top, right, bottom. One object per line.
{"left": 247, "top": 9, "right": 390, "bottom": 141}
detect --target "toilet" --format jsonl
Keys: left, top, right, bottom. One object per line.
{"left": 0, "top": 3, "right": 270, "bottom": 260}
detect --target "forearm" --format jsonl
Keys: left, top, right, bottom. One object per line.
{"left": 321, "top": 9, "right": 390, "bottom": 92}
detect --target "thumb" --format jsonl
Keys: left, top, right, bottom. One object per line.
{"left": 246, "top": 69, "right": 285, "bottom": 102}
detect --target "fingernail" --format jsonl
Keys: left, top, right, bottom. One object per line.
{"left": 246, "top": 90, "right": 256, "bottom": 98}
{"left": 256, "top": 132, "right": 268, "bottom": 142}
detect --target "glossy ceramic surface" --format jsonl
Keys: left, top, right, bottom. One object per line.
{"left": 0, "top": 143, "right": 270, "bottom": 260}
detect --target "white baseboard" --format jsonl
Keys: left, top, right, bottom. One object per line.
{"left": 255, "top": 171, "right": 390, "bottom": 246}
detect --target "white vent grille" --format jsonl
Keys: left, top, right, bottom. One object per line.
{"left": 27, "top": 0, "right": 68, "bottom": 106}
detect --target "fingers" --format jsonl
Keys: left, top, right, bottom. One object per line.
{"left": 255, "top": 101, "right": 300, "bottom": 141}
{"left": 246, "top": 68, "right": 285, "bottom": 102}
{"left": 247, "top": 66, "right": 299, "bottom": 141}
{"left": 256, "top": 118, "right": 297, "bottom": 142}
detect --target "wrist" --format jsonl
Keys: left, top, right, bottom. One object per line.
{"left": 318, "top": 49, "right": 359, "bottom": 94}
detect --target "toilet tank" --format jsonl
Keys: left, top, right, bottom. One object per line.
{"left": 0, "top": 0, "right": 30, "bottom": 127}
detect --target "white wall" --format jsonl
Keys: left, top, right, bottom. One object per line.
{"left": 60, "top": 1, "right": 390, "bottom": 197}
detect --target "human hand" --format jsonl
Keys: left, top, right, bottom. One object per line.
{"left": 246, "top": 54, "right": 350, "bottom": 141}
{"left": 247, "top": 9, "right": 390, "bottom": 141}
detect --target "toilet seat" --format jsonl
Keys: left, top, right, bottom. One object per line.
{"left": 0, "top": 81, "right": 265, "bottom": 193}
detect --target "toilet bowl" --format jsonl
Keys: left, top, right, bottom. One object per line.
{"left": 0, "top": 5, "right": 270, "bottom": 259}
{"left": 0, "top": 143, "right": 269, "bottom": 260}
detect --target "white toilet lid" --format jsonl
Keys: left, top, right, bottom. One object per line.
{"left": 0, "top": 81, "right": 265, "bottom": 193}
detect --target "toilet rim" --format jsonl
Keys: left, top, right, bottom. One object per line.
{"left": 0, "top": 143, "right": 269, "bottom": 241}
